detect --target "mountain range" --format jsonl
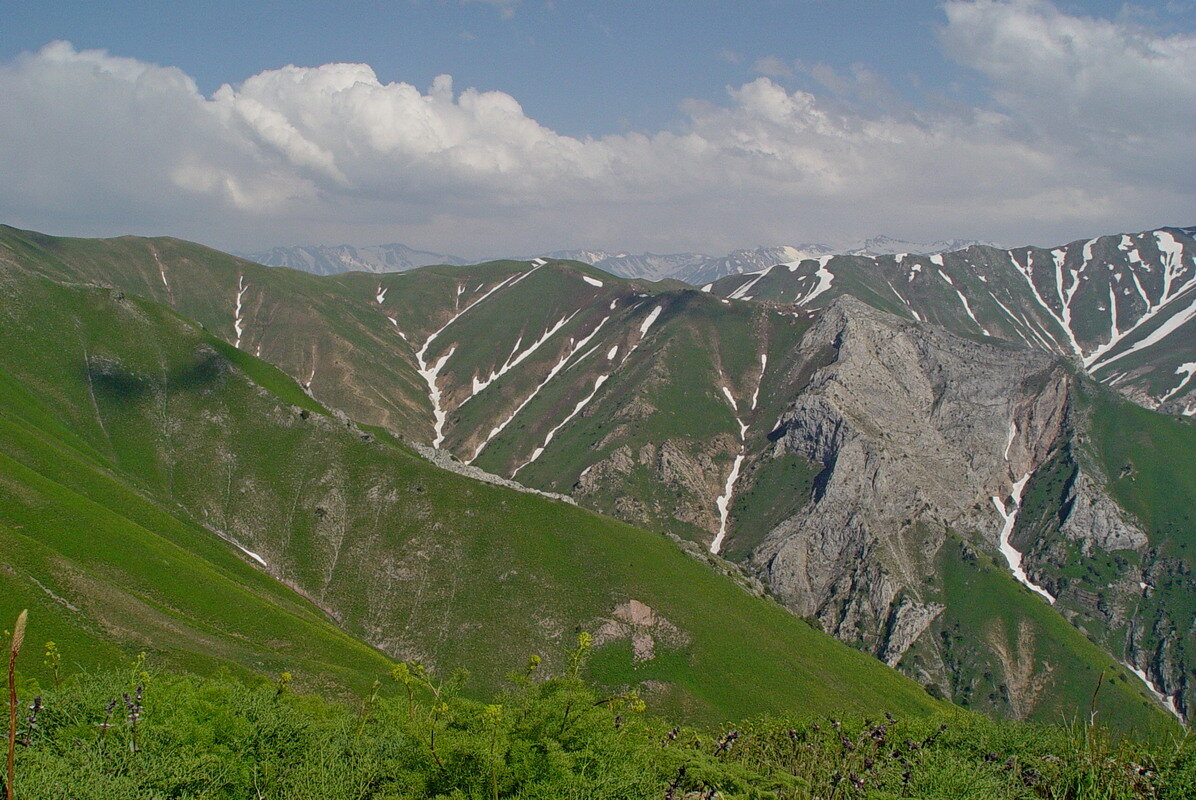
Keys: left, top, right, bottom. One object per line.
{"left": 245, "top": 242, "right": 470, "bottom": 276}
{"left": 2, "top": 222, "right": 1192, "bottom": 735}
{"left": 246, "top": 236, "right": 991, "bottom": 284}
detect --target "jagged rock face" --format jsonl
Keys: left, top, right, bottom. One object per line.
{"left": 752, "top": 297, "right": 1069, "bottom": 656}
{"left": 878, "top": 598, "right": 947, "bottom": 667}
{"left": 745, "top": 296, "right": 1190, "bottom": 724}
{"left": 1058, "top": 471, "right": 1148, "bottom": 554}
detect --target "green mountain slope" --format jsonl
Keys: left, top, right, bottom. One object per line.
{"left": 0, "top": 225, "right": 804, "bottom": 552}
{"left": 0, "top": 263, "right": 946, "bottom": 724}
{"left": 1, "top": 225, "right": 1186, "bottom": 732}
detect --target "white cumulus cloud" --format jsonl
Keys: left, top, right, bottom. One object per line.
{"left": 0, "top": 1, "right": 1193, "bottom": 256}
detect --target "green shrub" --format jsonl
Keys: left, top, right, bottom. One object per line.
{"left": 3, "top": 650, "right": 1192, "bottom": 799}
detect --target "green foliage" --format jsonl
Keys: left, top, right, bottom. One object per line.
{"left": 4, "top": 661, "right": 1193, "bottom": 800}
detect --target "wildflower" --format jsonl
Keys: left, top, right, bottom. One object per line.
{"left": 662, "top": 727, "right": 679, "bottom": 748}
{"left": 43, "top": 642, "right": 61, "bottom": 688}
{"left": 921, "top": 722, "right": 948, "bottom": 747}
{"left": 19, "top": 697, "right": 42, "bottom": 747}
{"left": 568, "top": 633, "right": 592, "bottom": 679}
{"left": 123, "top": 684, "right": 144, "bottom": 753}
{"left": 98, "top": 698, "right": 117, "bottom": 741}
{"left": 714, "top": 730, "right": 740, "bottom": 755}
{"left": 482, "top": 704, "right": 503, "bottom": 727}
{"left": 129, "top": 651, "right": 146, "bottom": 685}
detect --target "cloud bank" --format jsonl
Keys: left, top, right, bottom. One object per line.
{"left": 1, "top": 0, "right": 1193, "bottom": 255}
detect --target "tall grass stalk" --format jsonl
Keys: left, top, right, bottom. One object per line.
{"left": 6, "top": 610, "right": 28, "bottom": 800}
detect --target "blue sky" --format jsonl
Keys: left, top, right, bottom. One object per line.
{"left": 1, "top": 1, "right": 1194, "bottom": 255}
{"left": 8, "top": 1, "right": 1174, "bottom": 135}
{"left": 3, "top": 1, "right": 975, "bottom": 135}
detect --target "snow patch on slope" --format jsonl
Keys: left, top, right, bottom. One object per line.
{"left": 796, "top": 256, "right": 835, "bottom": 306}
{"left": 513, "top": 374, "right": 610, "bottom": 476}
{"left": 233, "top": 275, "right": 247, "bottom": 348}
{"left": 1162, "top": 362, "right": 1196, "bottom": 401}
{"left": 469, "top": 315, "right": 611, "bottom": 462}
{"left": 467, "top": 311, "right": 579, "bottom": 400}
{"left": 413, "top": 269, "right": 532, "bottom": 448}
{"left": 639, "top": 305, "right": 663, "bottom": 335}
{"left": 1122, "top": 660, "right": 1185, "bottom": 722}
{"left": 710, "top": 454, "right": 744, "bottom": 555}
{"left": 992, "top": 475, "right": 1055, "bottom": 604}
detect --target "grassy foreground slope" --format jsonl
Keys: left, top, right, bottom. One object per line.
{"left": 8, "top": 664, "right": 1195, "bottom": 800}
{"left": 0, "top": 264, "right": 943, "bottom": 724}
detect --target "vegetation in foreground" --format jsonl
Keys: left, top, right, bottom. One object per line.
{"left": 3, "top": 621, "right": 1193, "bottom": 800}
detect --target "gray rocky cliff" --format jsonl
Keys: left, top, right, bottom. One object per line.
{"left": 750, "top": 296, "right": 1069, "bottom": 663}
{"left": 1059, "top": 471, "right": 1148, "bottom": 554}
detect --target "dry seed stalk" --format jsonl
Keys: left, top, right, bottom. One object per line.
{"left": 7, "top": 610, "right": 28, "bottom": 800}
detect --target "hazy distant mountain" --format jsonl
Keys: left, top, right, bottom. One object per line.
{"left": 541, "top": 250, "right": 707, "bottom": 281}
{"left": 676, "top": 245, "right": 836, "bottom": 285}
{"left": 847, "top": 235, "right": 991, "bottom": 257}
{"left": 251, "top": 236, "right": 991, "bottom": 283}
{"left": 550, "top": 239, "right": 992, "bottom": 285}
{"left": 245, "top": 243, "right": 468, "bottom": 275}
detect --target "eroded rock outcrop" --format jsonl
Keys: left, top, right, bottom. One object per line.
{"left": 751, "top": 297, "right": 1068, "bottom": 658}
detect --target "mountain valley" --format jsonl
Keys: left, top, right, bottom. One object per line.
{"left": 1, "top": 223, "right": 1192, "bottom": 734}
